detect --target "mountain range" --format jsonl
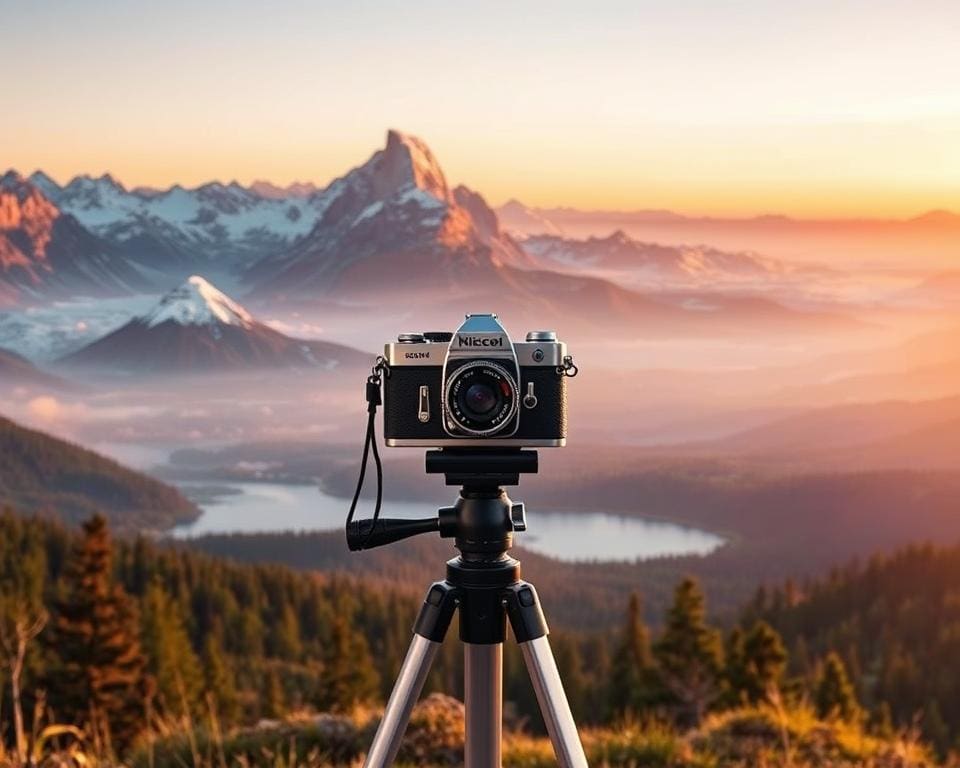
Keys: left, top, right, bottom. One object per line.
{"left": 59, "top": 275, "right": 369, "bottom": 373}
{"left": 519, "top": 230, "right": 797, "bottom": 286}
{"left": 496, "top": 200, "right": 960, "bottom": 271}
{"left": 0, "top": 171, "right": 151, "bottom": 303}
{"left": 29, "top": 169, "right": 323, "bottom": 278}
{"left": 3, "top": 130, "right": 866, "bottom": 335}
{"left": 497, "top": 198, "right": 960, "bottom": 238}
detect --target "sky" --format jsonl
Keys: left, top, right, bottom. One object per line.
{"left": 2, "top": 0, "right": 959, "bottom": 217}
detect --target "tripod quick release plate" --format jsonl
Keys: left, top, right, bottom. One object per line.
{"left": 425, "top": 448, "right": 538, "bottom": 487}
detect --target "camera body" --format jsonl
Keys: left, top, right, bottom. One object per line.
{"left": 382, "top": 314, "right": 568, "bottom": 447}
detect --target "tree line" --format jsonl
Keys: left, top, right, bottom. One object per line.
{"left": 0, "top": 508, "right": 919, "bottom": 760}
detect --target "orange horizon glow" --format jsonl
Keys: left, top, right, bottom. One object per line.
{"left": 17, "top": 142, "right": 958, "bottom": 221}
{"left": 4, "top": 2, "right": 960, "bottom": 219}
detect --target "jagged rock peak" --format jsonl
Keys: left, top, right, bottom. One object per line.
{"left": 371, "top": 129, "right": 451, "bottom": 203}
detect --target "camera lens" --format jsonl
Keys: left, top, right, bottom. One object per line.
{"left": 464, "top": 382, "right": 499, "bottom": 416}
{"left": 444, "top": 360, "right": 519, "bottom": 436}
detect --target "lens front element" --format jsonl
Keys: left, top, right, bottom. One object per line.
{"left": 445, "top": 360, "right": 519, "bottom": 436}
{"left": 464, "top": 382, "right": 499, "bottom": 417}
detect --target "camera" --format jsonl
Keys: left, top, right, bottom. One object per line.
{"left": 382, "top": 313, "right": 571, "bottom": 447}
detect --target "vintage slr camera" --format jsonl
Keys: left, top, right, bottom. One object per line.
{"left": 382, "top": 313, "right": 572, "bottom": 447}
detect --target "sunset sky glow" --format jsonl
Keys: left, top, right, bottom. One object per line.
{"left": 3, "top": 0, "right": 959, "bottom": 217}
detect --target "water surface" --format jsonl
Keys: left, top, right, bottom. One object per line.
{"left": 172, "top": 482, "right": 724, "bottom": 562}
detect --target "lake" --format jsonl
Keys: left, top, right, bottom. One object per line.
{"left": 172, "top": 482, "right": 724, "bottom": 563}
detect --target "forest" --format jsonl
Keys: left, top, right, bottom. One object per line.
{"left": 0, "top": 508, "right": 951, "bottom": 766}
{"left": 754, "top": 542, "right": 960, "bottom": 758}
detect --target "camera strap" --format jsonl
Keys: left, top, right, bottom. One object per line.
{"left": 346, "top": 357, "right": 388, "bottom": 547}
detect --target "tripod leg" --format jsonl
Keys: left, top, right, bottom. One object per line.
{"left": 507, "top": 583, "right": 589, "bottom": 768}
{"left": 521, "top": 636, "right": 588, "bottom": 768}
{"left": 364, "top": 582, "right": 457, "bottom": 768}
{"left": 464, "top": 643, "right": 502, "bottom": 768}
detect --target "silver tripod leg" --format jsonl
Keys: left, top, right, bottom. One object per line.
{"left": 465, "top": 643, "right": 502, "bottom": 768}
{"left": 363, "top": 635, "right": 440, "bottom": 768}
{"left": 521, "top": 636, "right": 589, "bottom": 768}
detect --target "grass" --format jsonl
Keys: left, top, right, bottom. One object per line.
{"left": 4, "top": 697, "right": 938, "bottom": 767}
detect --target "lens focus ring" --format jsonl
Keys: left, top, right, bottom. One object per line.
{"left": 444, "top": 360, "right": 519, "bottom": 437}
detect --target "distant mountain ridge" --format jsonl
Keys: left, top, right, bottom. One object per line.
{"left": 497, "top": 199, "right": 960, "bottom": 238}
{"left": 519, "top": 230, "right": 795, "bottom": 285}
{"left": 58, "top": 275, "right": 369, "bottom": 373}
{"left": 689, "top": 393, "right": 960, "bottom": 471}
{"left": 0, "top": 346, "right": 68, "bottom": 389}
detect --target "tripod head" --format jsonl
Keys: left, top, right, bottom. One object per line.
{"left": 345, "top": 449, "right": 537, "bottom": 552}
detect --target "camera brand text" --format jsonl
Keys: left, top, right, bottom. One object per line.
{"left": 457, "top": 335, "right": 504, "bottom": 348}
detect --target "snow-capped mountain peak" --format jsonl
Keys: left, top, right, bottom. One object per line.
{"left": 28, "top": 170, "right": 62, "bottom": 200}
{"left": 58, "top": 274, "right": 370, "bottom": 373}
{"left": 143, "top": 275, "right": 254, "bottom": 329}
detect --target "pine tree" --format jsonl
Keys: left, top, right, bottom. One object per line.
{"left": 608, "top": 593, "right": 655, "bottom": 719}
{"left": 261, "top": 665, "right": 285, "bottom": 719}
{"left": 271, "top": 604, "right": 302, "bottom": 660}
{"left": 47, "top": 515, "right": 146, "bottom": 749}
{"left": 553, "top": 634, "right": 587, "bottom": 722}
{"left": 202, "top": 634, "right": 239, "bottom": 724}
{"left": 653, "top": 577, "right": 723, "bottom": 726}
{"left": 316, "top": 613, "right": 379, "bottom": 713}
{"left": 923, "top": 699, "right": 950, "bottom": 759}
{"left": 140, "top": 581, "right": 203, "bottom": 717}
{"left": 814, "top": 652, "right": 859, "bottom": 721}
{"left": 726, "top": 620, "right": 787, "bottom": 705}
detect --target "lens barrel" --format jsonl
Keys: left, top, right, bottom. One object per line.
{"left": 444, "top": 361, "right": 519, "bottom": 436}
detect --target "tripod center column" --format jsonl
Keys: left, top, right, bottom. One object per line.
{"left": 465, "top": 642, "right": 503, "bottom": 768}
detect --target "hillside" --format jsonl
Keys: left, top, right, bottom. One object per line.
{"left": 696, "top": 395, "right": 960, "bottom": 470}
{"left": 754, "top": 542, "right": 960, "bottom": 755}
{"left": 0, "top": 414, "right": 198, "bottom": 529}
{"left": 0, "top": 346, "right": 68, "bottom": 389}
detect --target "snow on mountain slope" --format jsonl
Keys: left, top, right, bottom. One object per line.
{"left": 41, "top": 174, "right": 323, "bottom": 275}
{"left": 245, "top": 129, "right": 531, "bottom": 299}
{"left": 0, "top": 171, "right": 150, "bottom": 301}
{"left": 58, "top": 275, "right": 368, "bottom": 373}
{"left": 143, "top": 275, "right": 254, "bottom": 328}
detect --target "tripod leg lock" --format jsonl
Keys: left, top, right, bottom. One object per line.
{"left": 505, "top": 582, "right": 549, "bottom": 643}
{"left": 413, "top": 581, "right": 459, "bottom": 642}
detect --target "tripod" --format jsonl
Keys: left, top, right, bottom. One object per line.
{"left": 346, "top": 449, "right": 588, "bottom": 768}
